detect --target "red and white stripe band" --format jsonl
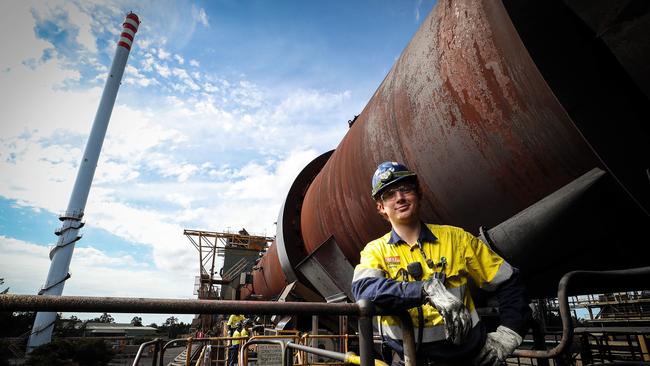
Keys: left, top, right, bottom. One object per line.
{"left": 118, "top": 13, "right": 140, "bottom": 50}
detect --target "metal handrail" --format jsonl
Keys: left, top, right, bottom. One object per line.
{"left": 0, "top": 296, "right": 411, "bottom": 366}
{"left": 131, "top": 338, "right": 162, "bottom": 366}
{"left": 240, "top": 339, "right": 289, "bottom": 366}
{"left": 299, "top": 333, "right": 355, "bottom": 365}
{"left": 4, "top": 268, "right": 648, "bottom": 364}
{"left": 514, "top": 266, "right": 650, "bottom": 359}
{"left": 194, "top": 344, "right": 208, "bottom": 366}
{"left": 159, "top": 336, "right": 233, "bottom": 366}
{"left": 285, "top": 342, "right": 389, "bottom": 366}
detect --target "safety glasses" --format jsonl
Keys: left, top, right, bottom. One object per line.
{"left": 380, "top": 182, "right": 417, "bottom": 202}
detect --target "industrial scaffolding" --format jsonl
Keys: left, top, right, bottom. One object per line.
{"left": 185, "top": 229, "right": 274, "bottom": 301}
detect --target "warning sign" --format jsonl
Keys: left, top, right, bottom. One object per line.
{"left": 257, "top": 344, "right": 283, "bottom": 366}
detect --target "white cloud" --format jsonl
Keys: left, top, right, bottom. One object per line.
{"left": 0, "top": 2, "right": 53, "bottom": 70}
{"left": 0, "top": 0, "right": 362, "bottom": 314}
{"left": 172, "top": 67, "right": 200, "bottom": 91}
{"left": 154, "top": 63, "right": 171, "bottom": 78}
{"left": 143, "top": 153, "right": 199, "bottom": 182}
{"left": 0, "top": 55, "right": 185, "bottom": 209}
{"left": 84, "top": 196, "right": 195, "bottom": 273}
{"left": 0, "top": 235, "right": 195, "bottom": 323}
{"left": 203, "top": 82, "right": 218, "bottom": 93}
{"left": 0, "top": 237, "right": 50, "bottom": 294}
{"left": 124, "top": 64, "right": 158, "bottom": 87}
{"left": 137, "top": 38, "right": 153, "bottom": 50}
{"left": 0, "top": 236, "right": 189, "bottom": 296}
{"left": 415, "top": 0, "right": 424, "bottom": 22}
{"left": 194, "top": 7, "right": 210, "bottom": 27}
{"left": 140, "top": 53, "right": 155, "bottom": 71}
{"left": 157, "top": 47, "right": 171, "bottom": 60}
{"left": 63, "top": 2, "right": 97, "bottom": 53}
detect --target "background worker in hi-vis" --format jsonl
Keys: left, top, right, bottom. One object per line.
{"left": 352, "top": 162, "right": 530, "bottom": 366}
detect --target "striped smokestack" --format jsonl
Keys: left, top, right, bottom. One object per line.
{"left": 27, "top": 12, "right": 140, "bottom": 351}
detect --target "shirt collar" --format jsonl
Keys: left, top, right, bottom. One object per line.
{"left": 387, "top": 221, "right": 437, "bottom": 244}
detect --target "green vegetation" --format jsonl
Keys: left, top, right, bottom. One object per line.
{"left": 25, "top": 339, "right": 114, "bottom": 366}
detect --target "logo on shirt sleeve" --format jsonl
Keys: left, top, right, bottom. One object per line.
{"left": 384, "top": 256, "right": 401, "bottom": 268}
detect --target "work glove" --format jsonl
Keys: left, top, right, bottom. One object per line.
{"left": 421, "top": 277, "right": 472, "bottom": 345}
{"left": 473, "top": 325, "right": 522, "bottom": 366}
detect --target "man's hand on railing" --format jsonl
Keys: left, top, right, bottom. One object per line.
{"left": 473, "top": 325, "right": 522, "bottom": 366}
{"left": 421, "top": 278, "right": 471, "bottom": 345}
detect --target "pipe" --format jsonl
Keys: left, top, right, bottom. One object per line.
{"left": 357, "top": 299, "right": 376, "bottom": 366}
{"left": 28, "top": 13, "right": 140, "bottom": 351}
{"left": 131, "top": 338, "right": 162, "bottom": 366}
{"left": 478, "top": 167, "right": 650, "bottom": 298}
{"left": 513, "top": 266, "right": 650, "bottom": 359}
{"left": 398, "top": 312, "right": 417, "bottom": 366}
{"left": 284, "top": 342, "right": 389, "bottom": 366}
{"left": 1, "top": 295, "right": 360, "bottom": 316}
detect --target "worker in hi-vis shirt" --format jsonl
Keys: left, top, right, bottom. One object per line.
{"left": 229, "top": 320, "right": 249, "bottom": 366}
{"left": 227, "top": 314, "right": 245, "bottom": 336}
{"left": 352, "top": 162, "right": 530, "bottom": 366}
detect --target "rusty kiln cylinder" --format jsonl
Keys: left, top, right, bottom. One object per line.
{"left": 252, "top": 0, "right": 650, "bottom": 300}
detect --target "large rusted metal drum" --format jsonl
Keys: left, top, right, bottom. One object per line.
{"left": 251, "top": 0, "right": 650, "bottom": 300}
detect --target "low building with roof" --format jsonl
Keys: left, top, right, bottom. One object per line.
{"left": 83, "top": 322, "right": 158, "bottom": 338}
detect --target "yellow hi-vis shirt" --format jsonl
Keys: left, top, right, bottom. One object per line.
{"left": 352, "top": 223, "right": 513, "bottom": 343}
{"left": 232, "top": 328, "right": 249, "bottom": 345}
{"left": 227, "top": 314, "right": 245, "bottom": 327}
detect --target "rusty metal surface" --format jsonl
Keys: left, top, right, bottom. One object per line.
{"left": 276, "top": 150, "right": 333, "bottom": 282}
{"left": 250, "top": 151, "right": 333, "bottom": 300}
{"left": 251, "top": 241, "right": 286, "bottom": 299}
{"left": 300, "top": 0, "right": 599, "bottom": 269}
{"left": 501, "top": 0, "right": 650, "bottom": 215}
{"left": 250, "top": 0, "right": 650, "bottom": 301}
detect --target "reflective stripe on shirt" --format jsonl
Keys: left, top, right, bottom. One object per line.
{"left": 481, "top": 261, "right": 513, "bottom": 291}
{"left": 381, "top": 308, "right": 481, "bottom": 343}
{"left": 352, "top": 223, "right": 514, "bottom": 341}
{"left": 352, "top": 267, "right": 385, "bottom": 282}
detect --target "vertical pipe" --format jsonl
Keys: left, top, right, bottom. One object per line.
{"left": 398, "top": 313, "right": 416, "bottom": 366}
{"left": 27, "top": 13, "right": 140, "bottom": 351}
{"left": 357, "top": 300, "right": 374, "bottom": 366}
{"left": 340, "top": 316, "right": 348, "bottom": 354}
{"left": 531, "top": 319, "right": 549, "bottom": 366}
{"left": 311, "top": 315, "right": 318, "bottom": 364}
{"left": 151, "top": 340, "right": 160, "bottom": 366}
{"left": 186, "top": 338, "right": 193, "bottom": 366}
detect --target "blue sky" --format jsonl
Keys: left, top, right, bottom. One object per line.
{"left": 0, "top": 0, "right": 436, "bottom": 324}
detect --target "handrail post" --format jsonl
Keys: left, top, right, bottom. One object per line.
{"left": 357, "top": 299, "right": 374, "bottom": 366}
{"left": 158, "top": 339, "right": 166, "bottom": 366}
{"left": 513, "top": 266, "right": 650, "bottom": 360}
{"left": 150, "top": 339, "right": 159, "bottom": 366}
{"left": 131, "top": 338, "right": 158, "bottom": 366}
{"left": 186, "top": 337, "right": 193, "bottom": 366}
{"left": 398, "top": 312, "right": 416, "bottom": 366}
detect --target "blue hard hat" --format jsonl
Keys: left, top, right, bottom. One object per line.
{"left": 371, "top": 161, "right": 417, "bottom": 199}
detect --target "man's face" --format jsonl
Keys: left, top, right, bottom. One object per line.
{"left": 376, "top": 181, "right": 420, "bottom": 224}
